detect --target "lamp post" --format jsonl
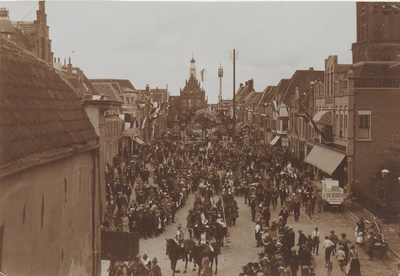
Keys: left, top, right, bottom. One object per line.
{"left": 381, "top": 169, "right": 389, "bottom": 223}
{"left": 398, "top": 177, "right": 400, "bottom": 237}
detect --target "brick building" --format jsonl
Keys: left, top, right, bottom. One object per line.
{"left": 178, "top": 56, "right": 206, "bottom": 124}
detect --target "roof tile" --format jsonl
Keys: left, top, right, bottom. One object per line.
{"left": 1, "top": 37, "right": 98, "bottom": 166}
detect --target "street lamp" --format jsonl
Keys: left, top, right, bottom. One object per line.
{"left": 381, "top": 169, "right": 389, "bottom": 223}
{"left": 398, "top": 177, "right": 400, "bottom": 237}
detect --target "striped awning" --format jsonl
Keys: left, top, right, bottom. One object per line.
{"left": 313, "top": 110, "right": 332, "bottom": 126}
{"left": 304, "top": 144, "right": 345, "bottom": 175}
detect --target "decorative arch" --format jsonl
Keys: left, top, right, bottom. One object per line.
{"left": 191, "top": 108, "right": 221, "bottom": 125}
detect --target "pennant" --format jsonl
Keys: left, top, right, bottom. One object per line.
{"left": 200, "top": 68, "right": 207, "bottom": 82}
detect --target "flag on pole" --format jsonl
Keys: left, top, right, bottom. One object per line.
{"left": 200, "top": 68, "right": 207, "bottom": 82}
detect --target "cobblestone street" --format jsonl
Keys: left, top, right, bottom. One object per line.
{"left": 102, "top": 191, "right": 399, "bottom": 276}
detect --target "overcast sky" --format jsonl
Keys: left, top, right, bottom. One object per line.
{"left": 3, "top": 1, "right": 356, "bottom": 104}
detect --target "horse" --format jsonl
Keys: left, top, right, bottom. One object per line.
{"left": 213, "top": 223, "right": 227, "bottom": 247}
{"left": 165, "top": 238, "right": 195, "bottom": 275}
{"left": 189, "top": 242, "right": 219, "bottom": 275}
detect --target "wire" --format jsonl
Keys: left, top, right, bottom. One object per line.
{"left": 21, "top": 2, "right": 38, "bottom": 21}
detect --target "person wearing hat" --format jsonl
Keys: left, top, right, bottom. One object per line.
{"left": 335, "top": 245, "right": 346, "bottom": 271}
{"left": 316, "top": 189, "right": 323, "bottom": 213}
{"left": 279, "top": 205, "right": 289, "bottom": 225}
{"left": 299, "top": 244, "right": 312, "bottom": 269}
{"left": 149, "top": 257, "right": 162, "bottom": 276}
{"left": 292, "top": 197, "right": 301, "bottom": 222}
{"left": 239, "top": 265, "right": 249, "bottom": 276}
{"left": 297, "top": 230, "right": 307, "bottom": 255}
{"left": 329, "top": 230, "right": 339, "bottom": 255}
{"left": 311, "top": 227, "right": 321, "bottom": 256}
{"left": 338, "top": 232, "right": 351, "bottom": 260}
{"left": 174, "top": 223, "right": 185, "bottom": 247}
{"left": 289, "top": 248, "right": 300, "bottom": 276}
{"left": 323, "top": 235, "right": 335, "bottom": 267}
{"left": 246, "top": 262, "right": 255, "bottom": 276}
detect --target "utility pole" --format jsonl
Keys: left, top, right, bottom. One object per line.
{"left": 230, "top": 48, "right": 238, "bottom": 142}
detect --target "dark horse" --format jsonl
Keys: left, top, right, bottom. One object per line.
{"left": 165, "top": 238, "right": 195, "bottom": 275}
{"left": 212, "top": 223, "right": 227, "bottom": 247}
{"left": 189, "top": 243, "right": 220, "bottom": 275}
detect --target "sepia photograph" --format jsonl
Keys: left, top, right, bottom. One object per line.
{"left": 1, "top": 1, "right": 400, "bottom": 276}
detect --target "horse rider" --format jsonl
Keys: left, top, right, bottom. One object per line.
{"left": 199, "top": 225, "right": 214, "bottom": 252}
{"left": 175, "top": 223, "right": 185, "bottom": 248}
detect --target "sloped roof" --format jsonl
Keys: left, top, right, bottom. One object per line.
{"left": 243, "top": 91, "right": 262, "bottom": 107}
{"left": 273, "top": 79, "right": 290, "bottom": 102}
{"left": 282, "top": 69, "right": 323, "bottom": 107}
{"left": 89, "top": 79, "right": 136, "bottom": 90}
{"left": 235, "top": 85, "right": 251, "bottom": 103}
{"left": 260, "top": 86, "right": 276, "bottom": 104}
{"left": 9, "top": 27, "right": 30, "bottom": 50}
{"left": 91, "top": 83, "right": 123, "bottom": 102}
{"left": 352, "top": 62, "right": 400, "bottom": 77}
{"left": 1, "top": 37, "right": 98, "bottom": 167}
{"left": 12, "top": 21, "right": 36, "bottom": 47}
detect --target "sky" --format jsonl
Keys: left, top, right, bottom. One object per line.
{"left": 2, "top": 1, "right": 356, "bottom": 104}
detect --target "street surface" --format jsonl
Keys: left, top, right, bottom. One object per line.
{"left": 102, "top": 191, "right": 399, "bottom": 276}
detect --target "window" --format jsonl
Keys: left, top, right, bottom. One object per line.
{"left": 339, "top": 110, "right": 343, "bottom": 137}
{"left": 357, "top": 110, "right": 371, "bottom": 140}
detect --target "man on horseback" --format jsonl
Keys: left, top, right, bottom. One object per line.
{"left": 175, "top": 223, "right": 185, "bottom": 248}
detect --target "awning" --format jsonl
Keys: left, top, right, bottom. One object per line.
{"left": 304, "top": 144, "right": 345, "bottom": 175}
{"left": 133, "top": 136, "right": 145, "bottom": 145}
{"left": 313, "top": 110, "right": 332, "bottom": 126}
{"left": 270, "top": 136, "right": 280, "bottom": 146}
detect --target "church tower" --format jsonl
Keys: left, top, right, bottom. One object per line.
{"left": 190, "top": 55, "right": 196, "bottom": 77}
{"left": 352, "top": 2, "right": 400, "bottom": 63}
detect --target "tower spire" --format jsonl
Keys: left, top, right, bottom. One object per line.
{"left": 218, "top": 62, "right": 223, "bottom": 110}
{"left": 190, "top": 55, "right": 196, "bottom": 77}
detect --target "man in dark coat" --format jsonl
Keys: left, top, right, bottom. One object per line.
{"left": 297, "top": 230, "right": 307, "bottom": 256}
{"left": 279, "top": 206, "right": 289, "bottom": 225}
{"left": 293, "top": 198, "right": 301, "bottom": 222}
{"left": 263, "top": 205, "right": 271, "bottom": 228}
{"left": 289, "top": 248, "right": 300, "bottom": 276}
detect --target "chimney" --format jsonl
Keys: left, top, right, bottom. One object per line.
{"left": 146, "top": 84, "right": 150, "bottom": 92}
{"left": 240, "top": 83, "right": 243, "bottom": 87}
{"left": 36, "top": 1, "right": 46, "bottom": 25}
{"left": 0, "top": 8, "right": 16, "bottom": 35}
{"left": 248, "top": 79, "right": 254, "bottom": 91}
{"left": 67, "top": 57, "right": 72, "bottom": 77}
{"left": 245, "top": 81, "right": 248, "bottom": 87}
{"left": 309, "top": 67, "right": 314, "bottom": 71}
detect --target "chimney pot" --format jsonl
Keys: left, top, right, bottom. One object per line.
{"left": 309, "top": 67, "right": 313, "bottom": 71}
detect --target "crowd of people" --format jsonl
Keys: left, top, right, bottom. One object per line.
{"left": 100, "top": 134, "right": 365, "bottom": 276}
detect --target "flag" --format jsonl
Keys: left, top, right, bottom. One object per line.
{"left": 200, "top": 68, "right": 207, "bottom": 82}
{"left": 301, "top": 104, "right": 321, "bottom": 134}
{"left": 272, "top": 100, "right": 280, "bottom": 115}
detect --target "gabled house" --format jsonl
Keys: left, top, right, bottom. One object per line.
{"left": 0, "top": 36, "right": 102, "bottom": 275}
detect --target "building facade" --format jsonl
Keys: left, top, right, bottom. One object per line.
{"left": 0, "top": 36, "right": 102, "bottom": 275}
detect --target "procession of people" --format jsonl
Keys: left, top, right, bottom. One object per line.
{"left": 102, "top": 133, "right": 366, "bottom": 276}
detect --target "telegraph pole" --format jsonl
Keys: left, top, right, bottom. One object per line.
{"left": 230, "top": 48, "right": 238, "bottom": 142}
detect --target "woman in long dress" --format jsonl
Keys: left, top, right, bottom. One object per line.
{"left": 347, "top": 244, "right": 361, "bottom": 276}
